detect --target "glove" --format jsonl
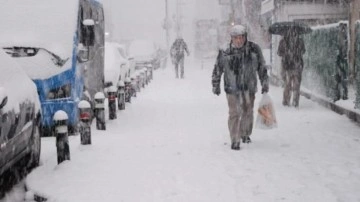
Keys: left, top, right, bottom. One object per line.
{"left": 261, "top": 84, "right": 269, "bottom": 94}
{"left": 212, "top": 86, "right": 220, "bottom": 96}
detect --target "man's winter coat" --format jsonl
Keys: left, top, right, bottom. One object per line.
{"left": 212, "top": 40, "right": 269, "bottom": 94}
{"left": 170, "top": 38, "right": 189, "bottom": 63}
{"left": 277, "top": 35, "right": 305, "bottom": 70}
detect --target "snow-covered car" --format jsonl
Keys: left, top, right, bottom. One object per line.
{"left": 0, "top": 50, "right": 41, "bottom": 177}
{"left": 128, "top": 39, "right": 161, "bottom": 70}
{"left": 104, "top": 42, "right": 132, "bottom": 89}
{"left": 113, "top": 43, "right": 136, "bottom": 77}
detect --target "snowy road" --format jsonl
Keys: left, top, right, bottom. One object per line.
{"left": 2, "top": 59, "right": 360, "bottom": 202}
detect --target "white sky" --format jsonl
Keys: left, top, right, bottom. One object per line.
{"left": 102, "top": 0, "right": 168, "bottom": 44}
{"left": 102, "top": 0, "right": 221, "bottom": 48}
{"left": 3, "top": 58, "right": 360, "bottom": 202}
{"left": 0, "top": 0, "right": 78, "bottom": 59}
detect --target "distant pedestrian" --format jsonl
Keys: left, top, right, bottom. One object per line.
{"left": 277, "top": 30, "right": 306, "bottom": 107}
{"left": 170, "top": 37, "right": 190, "bottom": 79}
{"left": 212, "top": 24, "right": 269, "bottom": 150}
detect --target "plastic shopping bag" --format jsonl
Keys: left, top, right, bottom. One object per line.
{"left": 255, "top": 93, "right": 277, "bottom": 129}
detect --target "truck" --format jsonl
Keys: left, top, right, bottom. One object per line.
{"left": 0, "top": 0, "right": 105, "bottom": 136}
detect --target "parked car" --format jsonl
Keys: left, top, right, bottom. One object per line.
{"left": 113, "top": 42, "right": 136, "bottom": 78}
{"left": 104, "top": 42, "right": 132, "bottom": 89}
{"left": 128, "top": 39, "right": 162, "bottom": 70}
{"left": 0, "top": 50, "right": 41, "bottom": 177}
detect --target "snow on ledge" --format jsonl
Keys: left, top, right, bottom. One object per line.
{"left": 311, "top": 21, "right": 348, "bottom": 30}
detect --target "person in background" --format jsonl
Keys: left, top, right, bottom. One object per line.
{"left": 277, "top": 29, "right": 306, "bottom": 107}
{"left": 170, "top": 37, "right": 190, "bottom": 79}
{"left": 212, "top": 24, "right": 269, "bottom": 150}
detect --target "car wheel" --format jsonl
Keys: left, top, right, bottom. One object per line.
{"left": 27, "top": 122, "right": 41, "bottom": 169}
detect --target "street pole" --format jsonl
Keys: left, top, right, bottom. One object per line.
{"left": 165, "top": 0, "right": 170, "bottom": 51}
{"left": 349, "top": 0, "right": 360, "bottom": 82}
{"left": 176, "top": 0, "right": 179, "bottom": 37}
{"left": 176, "top": 0, "right": 182, "bottom": 38}
{"left": 230, "top": 0, "right": 235, "bottom": 25}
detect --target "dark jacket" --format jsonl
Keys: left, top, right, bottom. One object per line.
{"left": 212, "top": 40, "right": 269, "bottom": 94}
{"left": 170, "top": 38, "right": 189, "bottom": 62}
{"left": 277, "top": 36, "right": 305, "bottom": 70}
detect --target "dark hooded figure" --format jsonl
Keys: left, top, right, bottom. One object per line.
{"left": 170, "top": 37, "right": 190, "bottom": 79}
{"left": 212, "top": 24, "right": 269, "bottom": 150}
{"left": 277, "top": 30, "right": 306, "bottom": 107}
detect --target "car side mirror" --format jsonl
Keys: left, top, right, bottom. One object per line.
{"left": 77, "top": 43, "right": 89, "bottom": 63}
{"left": 0, "top": 96, "right": 8, "bottom": 110}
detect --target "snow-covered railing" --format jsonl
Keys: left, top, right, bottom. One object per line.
{"left": 355, "top": 21, "right": 360, "bottom": 109}
{"left": 302, "top": 21, "right": 349, "bottom": 102}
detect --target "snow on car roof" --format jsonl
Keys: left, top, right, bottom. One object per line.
{"left": 0, "top": 0, "right": 79, "bottom": 59}
{"left": 104, "top": 42, "right": 125, "bottom": 84}
{"left": 0, "top": 50, "right": 40, "bottom": 113}
{"left": 11, "top": 50, "right": 72, "bottom": 80}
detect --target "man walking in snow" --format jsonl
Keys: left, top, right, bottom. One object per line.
{"left": 170, "top": 37, "right": 190, "bottom": 79}
{"left": 212, "top": 24, "right": 269, "bottom": 150}
{"left": 277, "top": 30, "right": 305, "bottom": 107}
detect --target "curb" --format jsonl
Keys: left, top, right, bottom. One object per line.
{"left": 300, "top": 91, "right": 360, "bottom": 125}
{"left": 270, "top": 74, "right": 360, "bottom": 125}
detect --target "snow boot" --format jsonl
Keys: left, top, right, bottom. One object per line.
{"left": 231, "top": 142, "right": 240, "bottom": 150}
{"left": 242, "top": 136, "right": 251, "bottom": 144}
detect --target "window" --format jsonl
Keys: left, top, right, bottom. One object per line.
{"left": 47, "top": 84, "right": 71, "bottom": 100}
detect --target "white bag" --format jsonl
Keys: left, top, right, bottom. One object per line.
{"left": 255, "top": 93, "right": 277, "bottom": 129}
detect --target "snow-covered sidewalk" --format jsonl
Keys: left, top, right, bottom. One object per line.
{"left": 23, "top": 59, "right": 360, "bottom": 202}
